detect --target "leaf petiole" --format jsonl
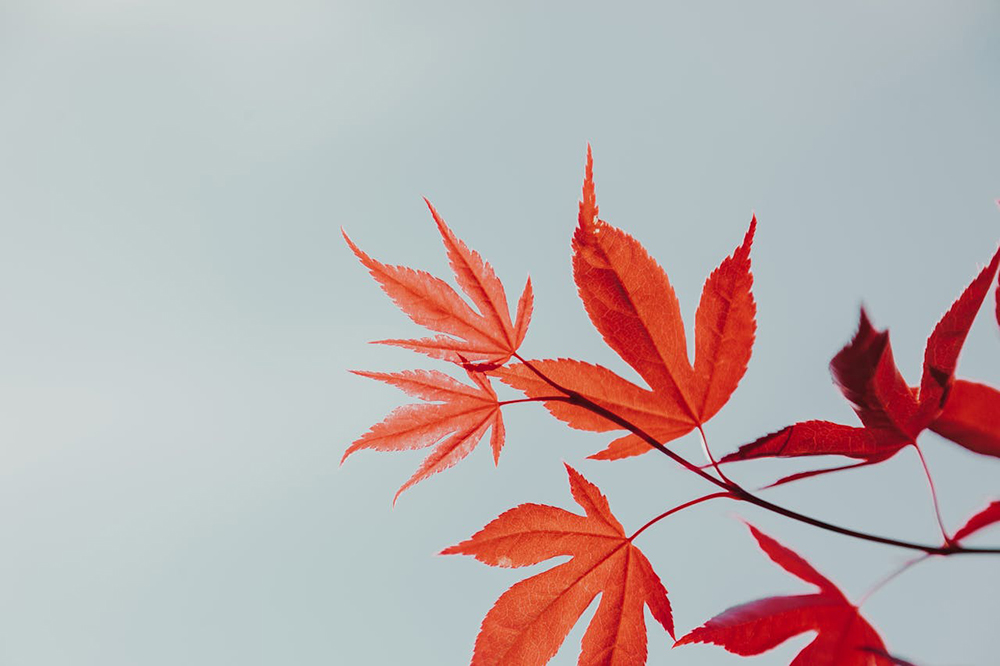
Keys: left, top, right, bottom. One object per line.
{"left": 628, "top": 492, "right": 732, "bottom": 542}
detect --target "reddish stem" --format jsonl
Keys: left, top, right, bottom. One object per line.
{"left": 629, "top": 492, "right": 731, "bottom": 542}
{"left": 857, "top": 554, "right": 931, "bottom": 607}
{"left": 697, "top": 425, "right": 732, "bottom": 484}
{"left": 912, "top": 443, "right": 949, "bottom": 543}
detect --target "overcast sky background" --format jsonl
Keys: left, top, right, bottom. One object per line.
{"left": 1, "top": 1, "right": 999, "bottom": 665}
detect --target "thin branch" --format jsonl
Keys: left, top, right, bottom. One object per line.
{"left": 511, "top": 353, "right": 726, "bottom": 486}
{"left": 511, "top": 353, "right": 1000, "bottom": 556}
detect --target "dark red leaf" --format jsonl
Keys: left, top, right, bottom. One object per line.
{"left": 676, "top": 524, "right": 890, "bottom": 665}
{"left": 718, "top": 420, "right": 900, "bottom": 465}
{"left": 722, "top": 247, "right": 1000, "bottom": 470}
{"left": 830, "top": 310, "right": 919, "bottom": 439}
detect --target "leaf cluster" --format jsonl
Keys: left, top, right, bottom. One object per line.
{"left": 343, "top": 147, "right": 1000, "bottom": 664}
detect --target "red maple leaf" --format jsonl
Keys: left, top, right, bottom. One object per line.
{"left": 676, "top": 524, "right": 891, "bottom": 665}
{"left": 495, "top": 147, "right": 756, "bottom": 460}
{"left": 342, "top": 368, "right": 504, "bottom": 501}
{"left": 442, "top": 464, "right": 673, "bottom": 665}
{"left": 720, "top": 247, "right": 1000, "bottom": 473}
{"left": 343, "top": 199, "right": 533, "bottom": 368}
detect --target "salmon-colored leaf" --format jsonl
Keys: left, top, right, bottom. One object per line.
{"left": 350, "top": 368, "right": 489, "bottom": 402}
{"left": 426, "top": 199, "right": 520, "bottom": 350}
{"left": 676, "top": 524, "right": 889, "bottom": 665}
{"left": 394, "top": 412, "right": 497, "bottom": 503}
{"left": 343, "top": 202, "right": 531, "bottom": 365}
{"left": 343, "top": 368, "right": 503, "bottom": 501}
{"left": 373, "top": 335, "right": 500, "bottom": 364}
{"left": 513, "top": 277, "right": 534, "bottom": 348}
{"left": 344, "top": 231, "right": 492, "bottom": 353}
{"left": 443, "top": 464, "right": 673, "bottom": 665}
{"left": 928, "top": 379, "right": 1000, "bottom": 458}
{"left": 952, "top": 500, "right": 1000, "bottom": 543}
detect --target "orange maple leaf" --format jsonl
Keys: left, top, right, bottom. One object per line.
{"left": 494, "top": 147, "right": 756, "bottom": 459}
{"left": 442, "top": 464, "right": 673, "bottom": 665}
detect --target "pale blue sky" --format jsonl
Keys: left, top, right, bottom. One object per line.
{"left": 1, "top": 1, "right": 999, "bottom": 664}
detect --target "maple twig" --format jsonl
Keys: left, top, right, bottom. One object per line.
{"left": 628, "top": 492, "right": 731, "bottom": 542}
{"left": 512, "top": 354, "right": 1000, "bottom": 556}
{"left": 912, "top": 443, "right": 949, "bottom": 543}
{"left": 857, "top": 554, "right": 931, "bottom": 607}
{"left": 511, "top": 354, "right": 723, "bottom": 485}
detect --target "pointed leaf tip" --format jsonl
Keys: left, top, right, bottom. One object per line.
{"left": 341, "top": 228, "right": 364, "bottom": 260}
{"left": 579, "top": 145, "right": 598, "bottom": 229}
{"left": 424, "top": 197, "right": 446, "bottom": 231}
